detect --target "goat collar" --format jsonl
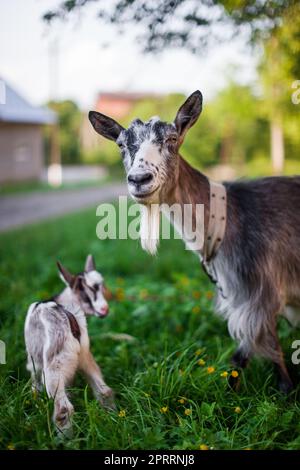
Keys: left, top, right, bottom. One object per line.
{"left": 203, "top": 179, "right": 227, "bottom": 262}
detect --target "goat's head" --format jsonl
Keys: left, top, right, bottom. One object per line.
{"left": 89, "top": 90, "right": 203, "bottom": 205}
{"left": 57, "top": 255, "right": 110, "bottom": 318}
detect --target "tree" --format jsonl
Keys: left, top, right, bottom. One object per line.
{"left": 259, "top": 1, "right": 300, "bottom": 173}
{"left": 43, "top": 1, "right": 296, "bottom": 54}
{"left": 47, "top": 100, "right": 82, "bottom": 164}
{"left": 44, "top": 1, "right": 300, "bottom": 173}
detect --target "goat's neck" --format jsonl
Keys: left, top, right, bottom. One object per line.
{"left": 162, "top": 156, "right": 210, "bottom": 252}
{"left": 167, "top": 156, "right": 209, "bottom": 207}
{"left": 54, "top": 287, "right": 85, "bottom": 318}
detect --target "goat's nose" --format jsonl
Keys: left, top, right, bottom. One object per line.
{"left": 127, "top": 172, "right": 153, "bottom": 185}
{"left": 100, "top": 304, "right": 109, "bottom": 316}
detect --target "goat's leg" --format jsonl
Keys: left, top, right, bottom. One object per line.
{"left": 255, "top": 326, "right": 293, "bottom": 394}
{"left": 43, "top": 364, "right": 75, "bottom": 433}
{"left": 229, "top": 346, "right": 251, "bottom": 391}
{"left": 26, "top": 357, "right": 43, "bottom": 393}
{"left": 79, "top": 351, "right": 115, "bottom": 410}
{"left": 274, "top": 360, "right": 293, "bottom": 394}
{"left": 31, "top": 370, "right": 43, "bottom": 393}
{"left": 271, "top": 340, "right": 294, "bottom": 394}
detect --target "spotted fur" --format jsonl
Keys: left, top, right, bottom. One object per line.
{"left": 24, "top": 255, "right": 115, "bottom": 433}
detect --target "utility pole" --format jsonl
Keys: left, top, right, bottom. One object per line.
{"left": 48, "top": 37, "right": 62, "bottom": 186}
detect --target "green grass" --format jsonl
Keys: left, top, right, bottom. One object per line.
{"left": 1, "top": 205, "right": 300, "bottom": 450}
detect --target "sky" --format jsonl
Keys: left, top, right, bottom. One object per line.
{"left": 0, "top": 0, "right": 258, "bottom": 110}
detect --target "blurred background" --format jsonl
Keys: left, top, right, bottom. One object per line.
{"left": 0, "top": 0, "right": 300, "bottom": 228}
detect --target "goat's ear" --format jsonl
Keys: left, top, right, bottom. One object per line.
{"left": 88, "top": 111, "right": 124, "bottom": 142}
{"left": 84, "top": 254, "right": 95, "bottom": 272}
{"left": 57, "top": 261, "right": 75, "bottom": 286}
{"left": 174, "top": 90, "right": 203, "bottom": 141}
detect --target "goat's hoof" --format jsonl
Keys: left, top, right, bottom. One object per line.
{"left": 99, "top": 387, "right": 116, "bottom": 411}
{"left": 54, "top": 404, "right": 74, "bottom": 436}
{"left": 278, "top": 378, "right": 294, "bottom": 395}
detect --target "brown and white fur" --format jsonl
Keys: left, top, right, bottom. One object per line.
{"left": 24, "top": 254, "right": 114, "bottom": 433}
{"left": 89, "top": 91, "right": 300, "bottom": 394}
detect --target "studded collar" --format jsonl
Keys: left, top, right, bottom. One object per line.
{"left": 203, "top": 180, "right": 227, "bottom": 262}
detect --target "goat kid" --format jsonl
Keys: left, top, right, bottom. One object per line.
{"left": 24, "top": 254, "right": 115, "bottom": 433}
{"left": 89, "top": 91, "right": 300, "bottom": 393}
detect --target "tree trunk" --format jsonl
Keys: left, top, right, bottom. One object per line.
{"left": 220, "top": 134, "right": 232, "bottom": 164}
{"left": 270, "top": 119, "right": 284, "bottom": 174}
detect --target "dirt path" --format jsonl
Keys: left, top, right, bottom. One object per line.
{"left": 0, "top": 183, "right": 127, "bottom": 232}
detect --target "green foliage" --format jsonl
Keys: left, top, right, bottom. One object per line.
{"left": 81, "top": 145, "right": 120, "bottom": 166}
{"left": 47, "top": 100, "right": 82, "bottom": 164}
{"left": 1, "top": 206, "right": 300, "bottom": 449}
{"left": 182, "top": 82, "right": 270, "bottom": 168}
{"left": 43, "top": 0, "right": 297, "bottom": 54}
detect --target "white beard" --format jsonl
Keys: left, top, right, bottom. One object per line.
{"left": 139, "top": 203, "right": 160, "bottom": 255}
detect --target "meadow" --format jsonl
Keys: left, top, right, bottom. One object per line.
{"left": 1, "top": 204, "right": 300, "bottom": 450}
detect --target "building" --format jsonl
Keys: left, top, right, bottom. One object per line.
{"left": 81, "top": 91, "right": 158, "bottom": 153}
{"left": 94, "top": 92, "right": 157, "bottom": 120}
{"left": 0, "top": 79, "right": 57, "bottom": 183}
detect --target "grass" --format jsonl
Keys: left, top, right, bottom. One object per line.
{"left": 1, "top": 204, "right": 300, "bottom": 450}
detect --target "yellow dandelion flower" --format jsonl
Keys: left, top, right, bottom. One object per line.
{"left": 116, "top": 287, "right": 126, "bottom": 299}
{"left": 184, "top": 408, "right": 192, "bottom": 416}
{"left": 180, "top": 276, "right": 190, "bottom": 286}
{"left": 195, "top": 349, "right": 202, "bottom": 356}
{"left": 231, "top": 370, "right": 239, "bottom": 378}
{"left": 199, "top": 444, "right": 209, "bottom": 450}
{"left": 220, "top": 371, "right": 228, "bottom": 378}
{"left": 7, "top": 443, "right": 15, "bottom": 450}
{"left": 192, "top": 306, "right": 200, "bottom": 314}
{"left": 206, "top": 291, "right": 214, "bottom": 300}
{"left": 207, "top": 366, "right": 215, "bottom": 374}
{"left": 192, "top": 291, "right": 201, "bottom": 299}
{"left": 234, "top": 406, "right": 241, "bottom": 414}
{"left": 118, "top": 409, "right": 126, "bottom": 418}
{"left": 160, "top": 406, "right": 168, "bottom": 413}
{"left": 178, "top": 397, "right": 186, "bottom": 404}
{"left": 198, "top": 358, "right": 206, "bottom": 366}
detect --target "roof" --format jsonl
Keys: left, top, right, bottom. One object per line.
{"left": 0, "top": 79, "right": 57, "bottom": 125}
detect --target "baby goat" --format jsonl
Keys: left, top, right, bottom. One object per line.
{"left": 24, "top": 254, "right": 115, "bottom": 432}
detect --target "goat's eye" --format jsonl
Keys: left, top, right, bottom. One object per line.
{"left": 166, "top": 136, "right": 177, "bottom": 144}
